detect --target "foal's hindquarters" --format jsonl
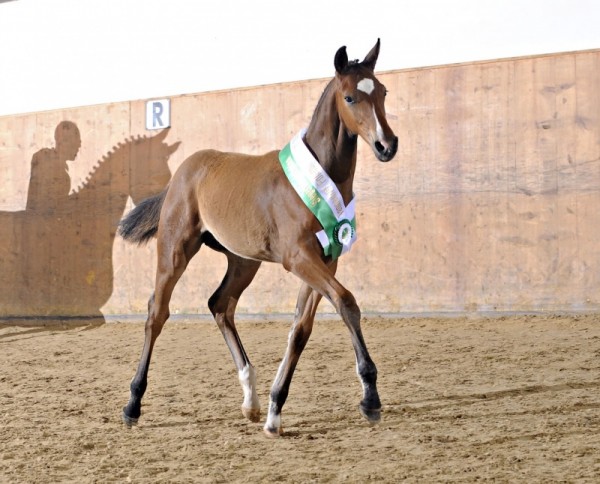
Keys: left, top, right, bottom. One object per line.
{"left": 122, "top": 150, "right": 276, "bottom": 427}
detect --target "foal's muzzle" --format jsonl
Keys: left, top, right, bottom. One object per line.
{"left": 374, "top": 136, "right": 398, "bottom": 162}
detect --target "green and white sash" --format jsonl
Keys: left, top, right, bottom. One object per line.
{"left": 279, "top": 129, "right": 356, "bottom": 260}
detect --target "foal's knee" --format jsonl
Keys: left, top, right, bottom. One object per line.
{"left": 338, "top": 290, "right": 361, "bottom": 327}
{"left": 208, "top": 282, "right": 232, "bottom": 318}
{"left": 207, "top": 292, "right": 219, "bottom": 317}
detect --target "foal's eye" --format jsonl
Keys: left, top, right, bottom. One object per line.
{"left": 344, "top": 95, "right": 355, "bottom": 104}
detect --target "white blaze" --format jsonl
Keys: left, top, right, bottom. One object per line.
{"left": 373, "top": 106, "right": 385, "bottom": 139}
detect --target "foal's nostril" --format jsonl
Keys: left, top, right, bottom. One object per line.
{"left": 373, "top": 136, "right": 399, "bottom": 162}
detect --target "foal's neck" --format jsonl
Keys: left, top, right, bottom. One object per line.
{"left": 304, "top": 80, "right": 357, "bottom": 203}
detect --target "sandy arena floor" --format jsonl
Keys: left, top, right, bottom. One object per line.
{"left": 1, "top": 314, "right": 599, "bottom": 483}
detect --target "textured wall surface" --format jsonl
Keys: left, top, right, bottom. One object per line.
{"left": 1, "top": 50, "right": 599, "bottom": 320}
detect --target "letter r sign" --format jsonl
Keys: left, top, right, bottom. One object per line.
{"left": 145, "top": 99, "right": 171, "bottom": 130}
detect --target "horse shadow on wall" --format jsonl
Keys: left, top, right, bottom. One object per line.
{"left": 0, "top": 122, "right": 180, "bottom": 324}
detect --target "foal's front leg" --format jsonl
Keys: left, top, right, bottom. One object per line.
{"left": 264, "top": 282, "right": 323, "bottom": 437}
{"left": 265, "top": 250, "right": 381, "bottom": 436}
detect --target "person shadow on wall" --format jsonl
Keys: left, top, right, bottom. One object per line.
{"left": 0, "top": 121, "right": 180, "bottom": 325}
{"left": 26, "top": 121, "right": 82, "bottom": 213}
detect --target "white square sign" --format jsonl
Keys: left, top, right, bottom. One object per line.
{"left": 145, "top": 99, "right": 170, "bottom": 130}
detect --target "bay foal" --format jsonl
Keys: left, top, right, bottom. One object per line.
{"left": 119, "top": 39, "right": 398, "bottom": 436}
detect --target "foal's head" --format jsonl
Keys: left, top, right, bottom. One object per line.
{"left": 334, "top": 39, "right": 398, "bottom": 162}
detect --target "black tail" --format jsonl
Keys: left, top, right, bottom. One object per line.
{"left": 118, "top": 190, "right": 167, "bottom": 245}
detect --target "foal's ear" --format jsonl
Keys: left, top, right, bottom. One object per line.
{"left": 362, "top": 38, "right": 380, "bottom": 71}
{"left": 334, "top": 46, "right": 348, "bottom": 74}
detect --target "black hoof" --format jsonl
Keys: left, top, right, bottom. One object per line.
{"left": 122, "top": 408, "right": 139, "bottom": 428}
{"left": 359, "top": 405, "right": 381, "bottom": 424}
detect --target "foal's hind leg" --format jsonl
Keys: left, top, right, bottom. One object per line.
{"left": 264, "top": 280, "right": 323, "bottom": 437}
{"left": 122, "top": 224, "right": 201, "bottom": 426}
{"left": 208, "top": 252, "right": 262, "bottom": 422}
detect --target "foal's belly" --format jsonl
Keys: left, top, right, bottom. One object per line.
{"left": 193, "top": 150, "right": 281, "bottom": 262}
{"left": 201, "top": 210, "right": 276, "bottom": 262}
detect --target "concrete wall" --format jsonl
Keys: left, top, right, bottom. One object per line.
{"left": 1, "top": 49, "right": 599, "bottom": 321}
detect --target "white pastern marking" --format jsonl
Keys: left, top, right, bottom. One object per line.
{"left": 357, "top": 78, "right": 375, "bottom": 95}
{"left": 265, "top": 399, "right": 281, "bottom": 432}
{"left": 238, "top": 364, "right": 260, "bottom": 410}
